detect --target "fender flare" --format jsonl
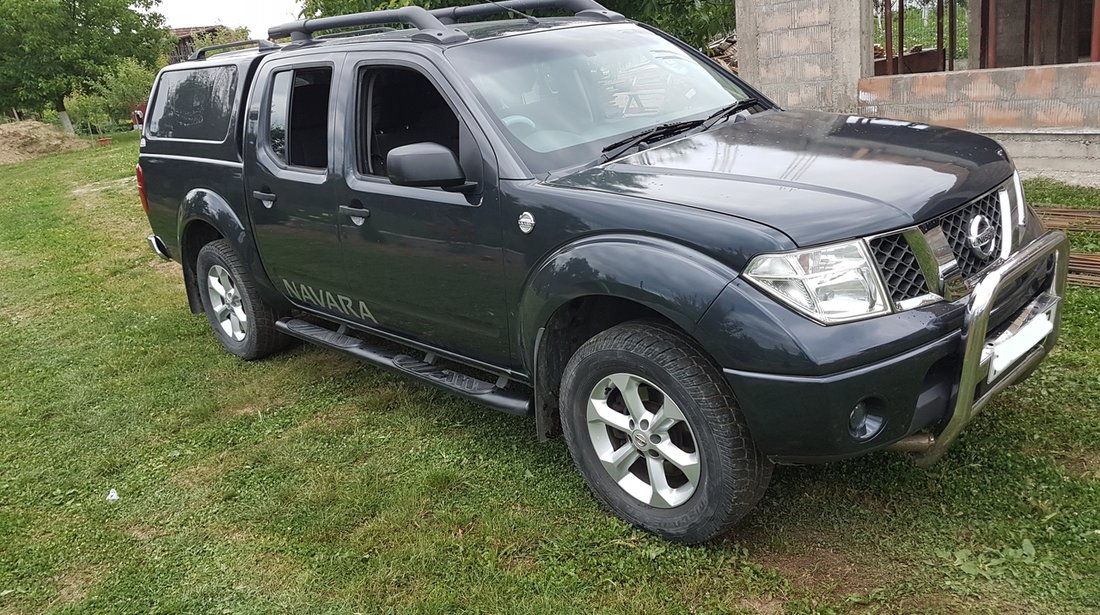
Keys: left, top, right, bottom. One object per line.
{"left": 518, "top": 234, "right": 738, "bottom": 369}
{"left": 175, "top": 188, "right": 284, "bottom": 313}
{"left": 176, "top": 188, "right": 247, "bottom": 248}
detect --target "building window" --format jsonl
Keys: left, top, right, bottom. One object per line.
{"left": 873, "top": 0, "right": 1099, "bottom": 75}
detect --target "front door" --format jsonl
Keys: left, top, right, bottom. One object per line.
{"left": 245, "top": 57, "right": 348, "bottom": 316}
{"left": 333, "top": 55, "right": 511, "bottom": 366}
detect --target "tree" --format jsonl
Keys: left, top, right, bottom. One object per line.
{"left": 297, "top": 0, "right": 733, "bottom": 48}
{"left": 189, "top": 26, "right": 252, "bottom": 57}
{"left": 98, "top": 58, "right": 157, "bottom": 121}
{"left": 0, "top": 0, "right": 170, "bottom": 133}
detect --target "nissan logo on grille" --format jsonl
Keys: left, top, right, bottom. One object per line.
{"left": 967, "top": 214, "right": 997, "bottom": 259}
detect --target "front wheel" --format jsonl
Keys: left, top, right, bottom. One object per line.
{"left": 560, "top": 321, "right": 772, "bottom": 543}
{"left": 196, "top": 239, "right": 285, "bottom": 360}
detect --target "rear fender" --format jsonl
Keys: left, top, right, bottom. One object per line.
{"left": 176, "top": 188, "right": 285, "bottom": 313}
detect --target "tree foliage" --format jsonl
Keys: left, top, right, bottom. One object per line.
{"left": 0, "top": 0, "right": 170, "bottom": 118}
{"left": 98, "top": 58, "right": 157, "bottom": 119}
{"left": 189, "top": 26, "right": 253, "bottom": 57}
{"left": 297, "top": 0, "right": 732, "bottom": 48}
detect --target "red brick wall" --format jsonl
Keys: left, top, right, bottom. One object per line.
{"left": 857, "top": 63, "right": 1100, "bottom": 131}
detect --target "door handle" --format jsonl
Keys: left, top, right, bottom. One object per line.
{"left": 252, "top": 191, "right": 277, "bottom": 209}
{"left": 340, "top": 205, "right": 370, "bottom": 225}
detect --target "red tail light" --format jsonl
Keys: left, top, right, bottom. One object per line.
{"left": 136, "top": 163, "right": 150, "bottom": 215}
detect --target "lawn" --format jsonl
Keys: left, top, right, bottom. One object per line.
{"left": 1, "top": 133, "right": 1098, "bottom": 614}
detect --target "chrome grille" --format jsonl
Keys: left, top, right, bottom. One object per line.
{"left": 936, "top": 191, "right": 1003, "bottom": 278}
{"left": 869, "top": 233, "right": 927, "bottom": 302}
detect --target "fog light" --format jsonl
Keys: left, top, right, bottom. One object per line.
{"left": 849, "top": 402, "right": 868, "bottom": 432}
{"left": 849, "top": 399, "right": 885, "bottom": 441}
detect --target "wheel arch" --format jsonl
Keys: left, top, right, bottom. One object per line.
{"left": 175, "top": 188, "right": 283, "bottom": 314}
{"left": 520, "top": 235, "right": 738, "bottom": 439}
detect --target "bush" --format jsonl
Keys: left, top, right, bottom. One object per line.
{"left": 99, "top": 58, "right": 156, "bottom": 120}
{"left": 65, "top": 91, "right": 111, "bottom": 135}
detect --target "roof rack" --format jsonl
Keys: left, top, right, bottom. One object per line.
{"left": 270, "top": 6, "right": 466, "bottom": 44}
{"left": 315, "top": 26, "right": 396, "bottom": 40}
{"left": 268, "top": 0, "right": 623, "bottom": 44}
{"left": 430, "top": 0, "right": 623, "bottom": 25}
{"left": 189, "top": 39, "right": 280, "bottom": 61}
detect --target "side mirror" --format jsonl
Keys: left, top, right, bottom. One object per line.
{"left": 386, "top": 142, "right": 469, "bottom": 190}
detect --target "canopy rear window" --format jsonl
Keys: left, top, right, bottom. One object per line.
{"left": 147, "top": 66, "right": 238, "bottom": 141}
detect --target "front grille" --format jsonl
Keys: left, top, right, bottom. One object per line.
{"left": 869, "top": 233, "right": 927, "bottom": 302}
{"left": 870, "top": 186, "right": 1009, "bottom": 306}
{"left": 936, "top": 190, "right": 1003, "bottom": 278}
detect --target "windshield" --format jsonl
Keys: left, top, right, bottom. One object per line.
{"left": 446, "top": 23, "right": 751, "bottom": 174}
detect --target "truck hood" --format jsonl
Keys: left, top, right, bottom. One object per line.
{"left": 549, "top": 109, "right": 1014, "bottom": 246}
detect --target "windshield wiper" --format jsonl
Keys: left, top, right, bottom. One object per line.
{"left": 699, "top": 97, "right": 761, "bottom": 131}
{"left": 598, "top": 119, "right": 704, "bottom": 164}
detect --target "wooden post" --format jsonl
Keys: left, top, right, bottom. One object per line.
{"left": 899, "top": 0, "right": 906, "bottom": 72}
{"left": 885, "top": 0, "right": 894, "bottom": 75}
{"left": 1091, "top": 0, "right": 1099, "bottom": 62}
{"left": 1023, "top": 0, "right": 1031, "bottom": 64}
{"left": 949, "top": 0, "right": 956, "bottom": 70}
{"left": 986, "top": 0, "right": 997, "bottom": 68}
{"left": 937, "top": 0, "right": 945, "bottom": 71}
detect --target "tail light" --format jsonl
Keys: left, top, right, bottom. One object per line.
{"left": 136, "top": 163, "right": 150, "bottom": 215}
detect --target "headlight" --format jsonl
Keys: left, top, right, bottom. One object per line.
{"left": 743, "top": 240, "right": 891, "bottom": 324}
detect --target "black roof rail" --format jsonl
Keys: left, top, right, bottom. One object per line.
{"left": 430, "top": 0, "right": 623, "bottom": 25}
{"left": 315, "top": 26, "right": 396, "bottom": 40}
{"left": 268, "top": 0, "right": 623, "bottom": 44}
{"left": 189, "top": 39, "right": 280, "bottom": 61}
{"left": 269, "top": 6, "right": 467, "bottom": 44}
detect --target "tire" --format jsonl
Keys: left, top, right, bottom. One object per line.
{"left": 560, "top": 320, "right": 772, "bottom": 543}
{"left": 195, "top": 239, "right": 285, "bottom": 360}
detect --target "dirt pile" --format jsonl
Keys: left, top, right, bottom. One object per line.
{"left": 0, "top": 120, "right": 90, "bottom": 165}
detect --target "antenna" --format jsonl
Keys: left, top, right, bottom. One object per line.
{"left": 482, "top": 0, "right": 540, "bottom": 24}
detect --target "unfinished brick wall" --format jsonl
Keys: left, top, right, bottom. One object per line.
{"left": 735, "top": 0, "right": 872, "bottom": 112}
{"left": 857, "top": 63, "right": 1100, "bottom": 130}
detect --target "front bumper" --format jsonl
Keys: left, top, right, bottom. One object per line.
{"left": 912, "top": 229, "right": 1068, "bottom": 465}
{"left": 719, "top": 230, "right": 1068, "bottom": 464}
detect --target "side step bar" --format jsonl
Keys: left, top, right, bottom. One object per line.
{"left": 275, "top": 318, "right": 532, "bottom": 417}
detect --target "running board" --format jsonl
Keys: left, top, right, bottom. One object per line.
{"left": 276, "top": 318, "right": 532, "bottom": 416}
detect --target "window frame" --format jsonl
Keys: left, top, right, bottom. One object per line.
{"left": 145, "top": 64, "right": 240, "bottom": 144}
{"left": 349, "top": 57, "right": 481, "bottom": 188}
{"left": 259, "top": 60, "right": 337, "bottom": 174}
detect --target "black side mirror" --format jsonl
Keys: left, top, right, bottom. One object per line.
{"left": 386, "top": 142, "right": 470, "bottom": 190}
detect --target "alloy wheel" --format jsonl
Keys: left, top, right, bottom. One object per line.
{"left": 206, "top": 264, "right": 248, "bottom": 341}
{"left": 586, "top": 373, "right": 701, "bottom": 508}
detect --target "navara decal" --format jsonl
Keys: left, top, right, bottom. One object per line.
{"left": 281, "top": 279, "right": 376, "bottom": 323}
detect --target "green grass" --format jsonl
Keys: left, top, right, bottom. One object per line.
{"left": 873, "top": 6, "right": 970, "bottom": 61}
{"left": 1024, "top": 179, "right": 1100, "bottom": 211}
{"left": 1, "top": 137, "right": 1099, "bottom": 614}
{"left": 1024, "top": 179, "right": 1100, "bottom": 253}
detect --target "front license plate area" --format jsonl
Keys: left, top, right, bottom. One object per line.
{"left": 985, "top": 293, "right": 1059, "bottom": 383}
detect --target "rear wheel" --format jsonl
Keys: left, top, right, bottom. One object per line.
{"left": 196, "top": 239, "right": 285, "bottom": 360}
{"left": 560, "top": 321, "right": 771, "bottom": 543}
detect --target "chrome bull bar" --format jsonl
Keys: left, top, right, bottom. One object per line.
{"left": 912, "top": 230, "right": 1069, "bottom": 466}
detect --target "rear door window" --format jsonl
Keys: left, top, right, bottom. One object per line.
{"left": 147, "top": 66, "right": 238, "bottom": 141}
{"left": 265, "top": 67, "right": 332, "bottom": 169}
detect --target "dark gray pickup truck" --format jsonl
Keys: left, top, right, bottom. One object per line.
{"left": 138, "top": 0, "right": 1069, "bottom": 542}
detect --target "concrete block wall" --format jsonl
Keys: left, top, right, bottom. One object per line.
{"left": 737, "top": 0, "right": 1100, "bottom": 184}
{"left": 735, "top": 0, "right": 872, "bottom": 112}
{"left": 857, "top": 63, "right": 1100, "bottom": 131}
{"left": 859, "top": 63, "right": 1100, "bottom": 185}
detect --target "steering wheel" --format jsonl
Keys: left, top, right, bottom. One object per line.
{"left": 502, "top": 115, "right": 537, "bottom": 137}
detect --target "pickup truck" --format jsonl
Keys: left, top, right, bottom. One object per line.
{"left": 138, "top": 0, "right": 1069, "bottom": 543}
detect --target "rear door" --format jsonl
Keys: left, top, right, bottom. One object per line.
{"left": 332, "top": 53, "right": 511, "bottom": 365}
{"left": 244, "top": 55, "right": 349, "bottom": 315}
